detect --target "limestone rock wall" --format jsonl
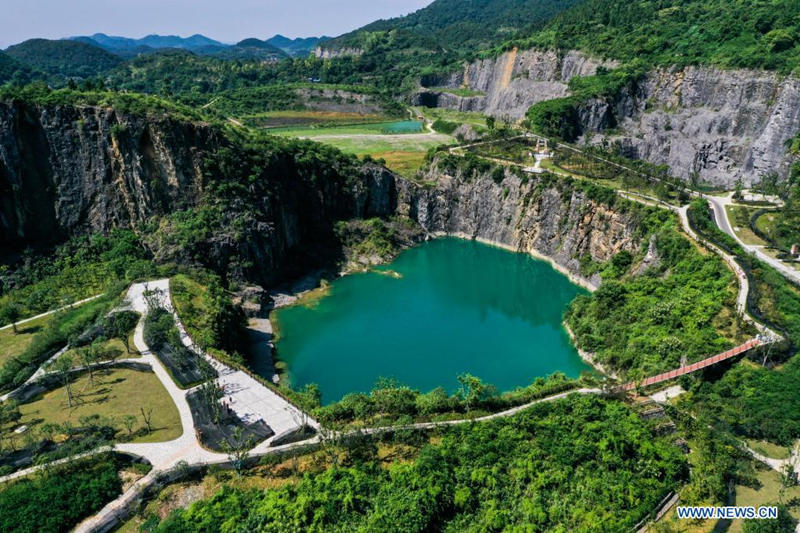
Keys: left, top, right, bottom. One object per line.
{"left": 415, "top": 47, "right": 800, "bottom": 187}
{"left": 414, "top": 49, "right": 612, "bottom": 119}
{"left": 393, "top": 164, "right": 640, "bottom": 286}
{"left": 0, "top": 100, "right": 220, "bottom": 246}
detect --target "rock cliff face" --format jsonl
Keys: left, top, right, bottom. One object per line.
{"left": 415, "top": 49, "right": 613, "bottom": 119}
{"left": 598, "top": 67, "right": 800, "bottom": 187}
{"left": 0, "top": 101, "right": 397, "bottom": 286}
{"left": 415, "top": 47, "right": 800, "bottom": 186}
{"left": 391, "top": 164, "right": 641, "bottom": 287}
{"left": 0, "top": 100, "right": 222, "bottom": 246}
{"left": 0, "top": 100, "right": 641, "bottom": 289}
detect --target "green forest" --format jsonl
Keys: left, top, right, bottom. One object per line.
{"left": 511, "top": 0, "right": 800, "bottom": 73}
{"left": 154, "top": 395, "right": 687, "bottom": 532}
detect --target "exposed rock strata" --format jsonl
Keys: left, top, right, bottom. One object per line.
{"left": 415, "top": 48, "right": 800, "bottom": 186}
{"left": 392, "top": 164, "right": 641, "bottom": 287}
{"left": 0, "top": 100, "right": 641, "bottom": 290}
{"left": 0, "top": 100, "right": 220, "bottom": 245}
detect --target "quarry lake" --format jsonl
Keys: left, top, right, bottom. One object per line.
{"left": 272, "top": 238, "right": 590, "bottom": 403}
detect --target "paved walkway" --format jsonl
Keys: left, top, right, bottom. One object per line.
{"left": 70, "top": 279, "right": 314, "bottom": 531}
{"left": 0, "top": 294, "right": 104, "bottom": 331}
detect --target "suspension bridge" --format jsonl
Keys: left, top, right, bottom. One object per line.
{"left": 621, "top": 337, "right": 767, "bottom": 392}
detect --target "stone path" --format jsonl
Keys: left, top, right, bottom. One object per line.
{"left": 71, "top": 279, "right": 313, "bottom": 531}
{"left": 0, "top": 294, "right": 104, "bottom": 331}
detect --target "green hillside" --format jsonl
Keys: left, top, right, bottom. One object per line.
{"left": 0, "top": 51, "right": 33, "bottom": 85}
{"left": 517, "top": 0, "right": 800, "bottom": 73}
{"left": 326, "top": 0, "right": 584, "bottom": 53}
{"left": 5, "top": 39, "right": 123, "bottom": 79}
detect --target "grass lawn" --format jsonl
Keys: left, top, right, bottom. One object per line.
{"left": 292, "top": 132, "right": 452, "bottom": 155}
{"left": 244, "top": 110, "right": 387, "bottom": 129}
{"left": 270, "top": 120, "right": 425, "bottom": 137}
{"left": 0, "top": 315, "right": 51, "bottom": 368}
{"left": 62, "top": 335, "right": 139, "bottom": 363}
{"left": 372, "top": 151, "right": 429, "bottom": 178}
{"left": 726, "top": 205, "right": 767, "bottom": 245}
{"left": 18, "top": 367, "right": 182, "bottom": 443}
{"left": 731, "top": 464, "right": 800, "bottom": 531}
{"left": 416, "top": 106, "right": 489, "bottom": 129}
{"left": 745, "top": 438, "right": 792, "bottom": 459}
{"left": 755, "top": 211, "right": 779, "bottom": 240}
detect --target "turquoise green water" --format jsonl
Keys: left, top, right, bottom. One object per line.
{"left": 273, "top": 238, "right": 590, "bottom": 404}
{"left": 381, "top": 120, "right": 424, "bottom": 133}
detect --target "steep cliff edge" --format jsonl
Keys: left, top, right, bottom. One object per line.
{"left": 415, "top": 48, "right": 800, "bottom": 187}
{"left": 0, "top": 100, "right": 222, "bottom": 246}
{"left": 0, "top": 99, "right": 396, "bottom": 285}
{"left": 393, "top": 162, "right": 643, "bottom": 288}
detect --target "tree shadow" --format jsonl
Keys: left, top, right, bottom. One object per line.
{"left": 17, "top": 325, "right": 43, "bottom": 336}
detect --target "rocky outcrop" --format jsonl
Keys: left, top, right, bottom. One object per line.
{"left": 392, "top": 163, "right": 641, "bottom": 287}
{"left": 417, "top": 47, "right": 800, "bottom": 187}
{"left": 0, "top": 100, "right": 399, "bottom": 287}
{"left": 0, "top": 99, "right": 643, "bottom": 290}
{"left": 0, "top": 100, "right": 222, "bottom": 246}
{"left": 591, "top": 67, "right": 800, "bottom": 187}
{"left": 414, "top": 49, "right": 615, "bottom": 119}
{"left": 313, "top": 46, "right": 363, "bottom": 59}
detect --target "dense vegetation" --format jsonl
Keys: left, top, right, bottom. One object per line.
{"left": 4, "top": 39, "right": 123, "bottom": 80}
{"left": 561, "top": 193, "right": 742, "bottom": 379}
{"left": 687, "top": 358, "right": 800, "bottom": 446}
{"left": 513, "top": 0, "right": 800, "bottom": 74}
{"left": 0, "top": 453, "right": 123, "bottom": 532}
{"left": 328, "top": 0, "right": 584, "bottom": 54}
{"left": 155, "top": 395, "right": 687, "bottom": 532}
{"left": 170, "top": 272, "right": 247, "bottom": 363}
{"left": 687, "top": 199, "right": 800, "bottom": 348}
{"left": 766, "top": 160, "right": 800, "bottom": 250}
{"left": 0, "top": 52, "right": 33, "bottom": 85}
{"left": 684, "top": 198, "right": 800, "bottom": 447}
{"left": 0, "top": 229, "right": 155, "bottom": 318}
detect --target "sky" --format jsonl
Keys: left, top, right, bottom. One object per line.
{"left": 0, "top": 0, "right": 434, "bottom": 48}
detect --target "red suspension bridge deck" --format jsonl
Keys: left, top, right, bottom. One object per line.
{"left": 621, "top": 339, "right": 762, "bottom": 392}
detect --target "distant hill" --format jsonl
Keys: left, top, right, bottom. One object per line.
{"left": 266, "top": 35, "right": 330, "bottom": 56}
{"left": 323, "top": 0, "right": 584, "bottom": 54}
{"left": 4, "top": 39, "right": 123, "bottom": 79}
{"left": 217, "top": 39, "right": 287, "bottom": 60}
{"left": 69, "top": 33, "right": 227, "bottom": 56}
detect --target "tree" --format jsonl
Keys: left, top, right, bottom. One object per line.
{"left": 457, "top": 373, "right": 495, "bottom": 412}
{"left": 0, "top": 304, "right": 20, "bottom": 334}
{"left": 140, "top": 407, "right": 153, "bottom": 434}
{"left": 223, "top": 427, "right": 254, "bottom": 478}
{"left": 486, "top": 116, "right": 496, "bottom": 131}
{"left": 122, "top": 415, "right": 137, "bottom": 437}
{"left": 50, "top": 354, "right": 76, "bottom": 409}
{"left": 105, "top": 311, "right": 139, "bottom": 354}
{"left": 734, "top": 178, "right": 744, "bottom": 200}
{"left": 78, "top": 341, "right": 103, "bottom": 387}
{"left": 742, "top": 504, "right": 796, "bottom": 532}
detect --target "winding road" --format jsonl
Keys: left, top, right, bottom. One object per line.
{"left": 707, "top": 192, "right": 800, "bottom": 285}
